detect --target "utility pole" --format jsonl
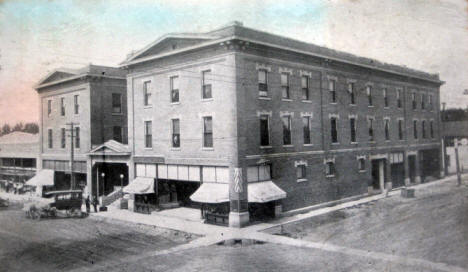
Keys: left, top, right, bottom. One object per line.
{"left": 66, "top": 122, "right": 79, "bottom": 190}
{"left": 454, "top": 138, "right": 462, "bottom": 186}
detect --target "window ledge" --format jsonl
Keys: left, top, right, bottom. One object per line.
{"left": 143, "top": 106, "right": 153, "bottom": 109}
{"left": 330, "top": 102, "right": 337, "bottom": 105}
{"left": 258, "top": 96, "right": 271, "bottom": 100}
{"left": 144, "top": 148, "right": 153, "bottom": 150}
{"left": 384, "top": 107, "right": 390, "bottom": 109}
{"left": 303, "top": 144, "right": 313, "bottom": 147}
{"left": 171, "top": 148, "right": 181, "bottom": 151}
{"left": 282, "top": 98, "right": 293, "bottom": 102}
{"left": 201, "top": 98, "right": 214, "bottom": 102}
{"left": 359, "top": 170, "right": 367, "bottom": 173}
{"left": 283, "top": 145, "right": 294, "bottom": 147}
{"left": 301, "top": 100, "right": 312, "bottom": 103}
{"left": 326, "top": 175, "right": 335, "bottom": 178}
{"left": 368, "top": 141, "right": 376, "bottom": 144}
{"left": 368, "top": 105, "right": 374, "bottom": 108}
{"left": 297, "top": 178, "right": 308, "bottom": 183}
{"left": 112, "top": 113, "right": 123, "bottom": 116}
{"left": 202, "top": 147, "right": 214, "bottom": 151}
{"left": 260, "top": 145, "right": 272, "bottom": 149}
{"left": 170, "top": 102, "right": 181, "bottom": 105}
{"left": 351, "top": 142, "right": 358, "bottom": 145}
{"left": 331, "top": 142, "right": 340, "bottom": 145}
{"left": 349, "top": 104, "right": 356, "bottom": 106}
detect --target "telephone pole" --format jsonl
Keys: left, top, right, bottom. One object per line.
{"left": 66, "top": 122, "right": 79, "bottom": 190}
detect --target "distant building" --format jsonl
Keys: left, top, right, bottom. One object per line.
{"left": 441, "top": 121, "right": 468, "bottom": 174}
{"left": 35, "top": 64, "right": 128, "bottom": 194}
{"left": 121, "top": 22, "right": 444, "bottom": 227}
{"left": 0, "top": 132, "right": 39, "bottom": 190}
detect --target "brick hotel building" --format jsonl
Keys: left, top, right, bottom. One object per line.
{"left": 121, "top": 22, "right": 443, "bottom": 227}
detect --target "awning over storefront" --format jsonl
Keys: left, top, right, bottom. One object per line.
{"left": 123, "top": 177, "right": 155, "bottom": 194}
{"left": 25, "top": 169, "right": 54, "bottom": 187}
{"left": 248, "top": 181, "right": 286, "bottom": 203}
{"left": 190, "top": 183, "right": 229, "bottom": 203}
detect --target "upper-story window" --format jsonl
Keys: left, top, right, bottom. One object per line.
{"left": 170, "top": 76, "right": 179, "bottom": 103}
{"left": 74, "top": 95, "right": 79, "bottom": 114}
{"left": 303, "top": 116, "right": 311, "bottom": 145}
{"left": 144, "top": 121, "right": 152, "bottom": 148}
{"left": 172, "top": 119, "right": 180, "bottom": 148}
{"left": 358, "top": 158, "right": 366, "bottom": 171}
{"left": 61, "top": 128, "right": 66, "bottom": 148}
{"left": 258, "top": 69, "right": 268, "bottom": 97}
{"left": 366, "top": 86, "right": 373, "bottom": 106}
{"left": 422, "top": 120, "right": 427, "bottom": 139}
{"left": 329, "top": 79, "right": 337, "bottom": 103}
{"left": 368, "top": 117, "right": 375, "bottom": 142}
{"left": 350, "top": 117, "right": 357, "bottom": 143}
{"left": 203, "top": 116, "right": 213, "bottom": 148}
{"left": 428, "top": 95, "right": 433, "bottom": 110}
{"left": 260, "top": 115, "right": 270, "bottom": 147}
{"left": 383, "top": 88, "right": 388, "bottom": 107}
{"left": 247, "top": 164, "right": 271, "bottom": 182}
{"left": 60, "top": 97, "right": 65, "bottom": 116}
{"left": 384, "top": 118, "right": 390, "bottom": 141}
{"left": 112, "top": 93, "right": 122, "bottom": 113}
{"left": 412, "top": 93, "right": 417, "bottom": 110}
{"left": 47, "top": 100, "right": 52, "bottom": 116}
{"left": 413, "top": 120, "right": 418, "bottom": 139}
{"left": 48, "top": 129, "right": 53, "bottom": 149}
{"left": 143, "top": 81, "right": 152, "bottom": 106}
{"left": 421, "top": 93, "right": 426, "bottom": 110}
{"left": 202, "top": 70, "right": 212, "bottom": 99}
{"left": 397, "top": 89, "right": 402, "bottom": 108}
{"left": 348, "top": 82, "right": 355, "bottom": 105}
{"left": 325, "top": 161, "right": 336, "bottom": 177}
{"left": 430, "top": 120, "right": 434, "bottom": 138}
{"left": 113, "top": 126, "right": 122, "bottom": 143}
{"left": 281, "top": 73, "right": 290, "bottom": 99}
{"left": 330, "top": 117, "right": 338, "bottom": 143}
{"left": 301, "top": 76, "right": 310, "bottom": 101}
{"left": 75, "top": 127, "right": 80, "bottom": 148}
{"left": 282, "top": 115, "right": 292, "bottom": 145}
{"left": 296, "top": 164, "right": 307, "bottom": 180}
{"left": 398, "top": 119, "right": 404, "bottom": 140}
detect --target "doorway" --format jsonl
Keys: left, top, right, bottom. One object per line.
{"left": 408, "top": 155, "right": 416, "bottom": 183}
{"left": 371, "top": 159, "right": 385, "bottom": 191}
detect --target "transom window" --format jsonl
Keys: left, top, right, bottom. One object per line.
{"left": 170, "top": 76, "right": 179, "bottom": 103}
{"left": 281, "top": 73, "right": 290, "bottom": 99}
{"left": 247, "top": 165, "right": 271, "bottom": 182}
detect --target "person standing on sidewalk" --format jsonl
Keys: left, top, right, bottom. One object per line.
{"left": 85, "top": 195, "right": 91, "bottom": 213}
{"left": 92, "top": 195, "right": 98, "bottom": 213}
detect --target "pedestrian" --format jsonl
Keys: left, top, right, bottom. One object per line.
{"left": 92, "top": 195, "right": 98, "bottom": 213}
{"left": 85, "top": 195, "right": 91, "bottom": 213}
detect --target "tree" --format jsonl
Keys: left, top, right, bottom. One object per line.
{"left": 12, "top": 122, "right": 24, "bottom": 132}
{"left": 441, "top": 108, "right": 468, "bottom": 122}
{"left": 1, "top": 124, "right": 10, "bottom": 135}
{"left": 23, "top": 122, "right": 39, "bottom": 134}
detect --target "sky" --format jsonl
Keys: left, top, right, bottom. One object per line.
{"left": 0, "top": 0, "right": 467, "bottom": 125}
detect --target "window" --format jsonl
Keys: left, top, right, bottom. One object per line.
{"left": 170, "top": 76, "right": 179, "bottom": 103}
{"left": 172, "top": 119, "right": 180, "bottom": 148}
{"left": 325, "top": 161, "right": 336, "bottom": 177}
{"left": 397, "top": 89, "right": 402, "bottom": 108}
{"left": 74, "top": 95, "right": 79, "bottom": 114}
{"left": 412, "top": 93, "right": 416, "bottom": 110}
{"left": 282, "top": 115, "right": 292, "bottom": 145}
{"left": 143, "top": 81, "right": 152, "bottom": 106}
{"left": 296, "top": 164, "right": 307, "bottom": 180}
{"left": 260, "top": 115, "right": 270, "bottom": 146}
{"left": 47, "top": 100, "right": 52, "bottom": 116}
{"left": 203, "top": 116, "right": 213, "bottom": 148}
{"left": 301, "top": 76, "right": 310, "bottom": 100}
{"left": 430, "top": 120, "right": 434, "bottom": 138}
{"left": 48, "top": 129, "right": 53, "bottom": 148}
{"left": 383, "top": 88, "right": 388, "bottom": 107}
{"left": 368, "top": 117, "right": 374, "bottom": 142}
{"left": 258, "top": 69, "right": 268, "bottom": 97}
{"left": 398, "top": 119, "right": 404, "bottom": 140}
{"left": 421, "top": 94, "right": 426, "bottom": 110}
{"left": 281, "top": 73, "right": 290, "bottom": 99}
{"left": 384, "top": 119, "right": 390, "bottom": 141}
{"left": 112, "top": 93, "right": 122, "bottom": 113}
{"left": 366, "top": 86, "right": 373, "bottom": 106}
{"left": 422, "top": 120, "right": 426, "bottom": 139}
{"left": 144, "top": 121, "right": 152, "bottom": 148}
{"left": 302, "top": 116, "right": 311, "bottom": 145}
{"left": 350, "top": 117, "right": 357, "bottom": 143}
{"left": 247, "top": 165, "right": 271, "bottom": 182}
{"left": 113, "top": 126, "right": 122, "bottom": 143}
{"left": 429, "top": 95, "right": 433, "bottom": 110}
{"left": 60, "top": 97, "right": 65, "bottom": 116}
{"left": 329, "top": 79, "right": 336, "bottom": 103}
{"left": 202, "top": 70, "right": 212, "bottom": 99}
{"left": 413, "top": 120, "right": 418, "bottom": 139}
{"left": 75, "top": 127, "right": 80, "bottom": 148}
{"left": 61, "top": 128, "right": 66, "bottom": 148}
{"left": 358, "top": 158, "right": 366, "bottom": 171}
{"left": 348, "top": 82, "right": 355, "bottom": 105}
{"left": 330, "top": 117, "right": 338, "bottom": 143}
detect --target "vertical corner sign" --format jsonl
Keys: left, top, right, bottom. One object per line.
{"left": 234, "top": 168, "right": 243, "bottom": 193}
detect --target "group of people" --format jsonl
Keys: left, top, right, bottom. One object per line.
{"left": 83, "top": 195, "right": 99, "bottom": 213}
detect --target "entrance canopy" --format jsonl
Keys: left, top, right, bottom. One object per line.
{"left": 190, "top": 183, "right": 229, "bottom": 203}
{"left": 123, "top": 177, "right": 154, "bottom": 194}
{"left": 25, "top": 169, "right": 54, "bottom": 187}
{"left": 248, "top": 181, "right": 286, "bottom": 203}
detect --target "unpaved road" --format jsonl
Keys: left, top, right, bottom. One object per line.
{"left": 0, "top": 202, "right": 196, "bottom": 272}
